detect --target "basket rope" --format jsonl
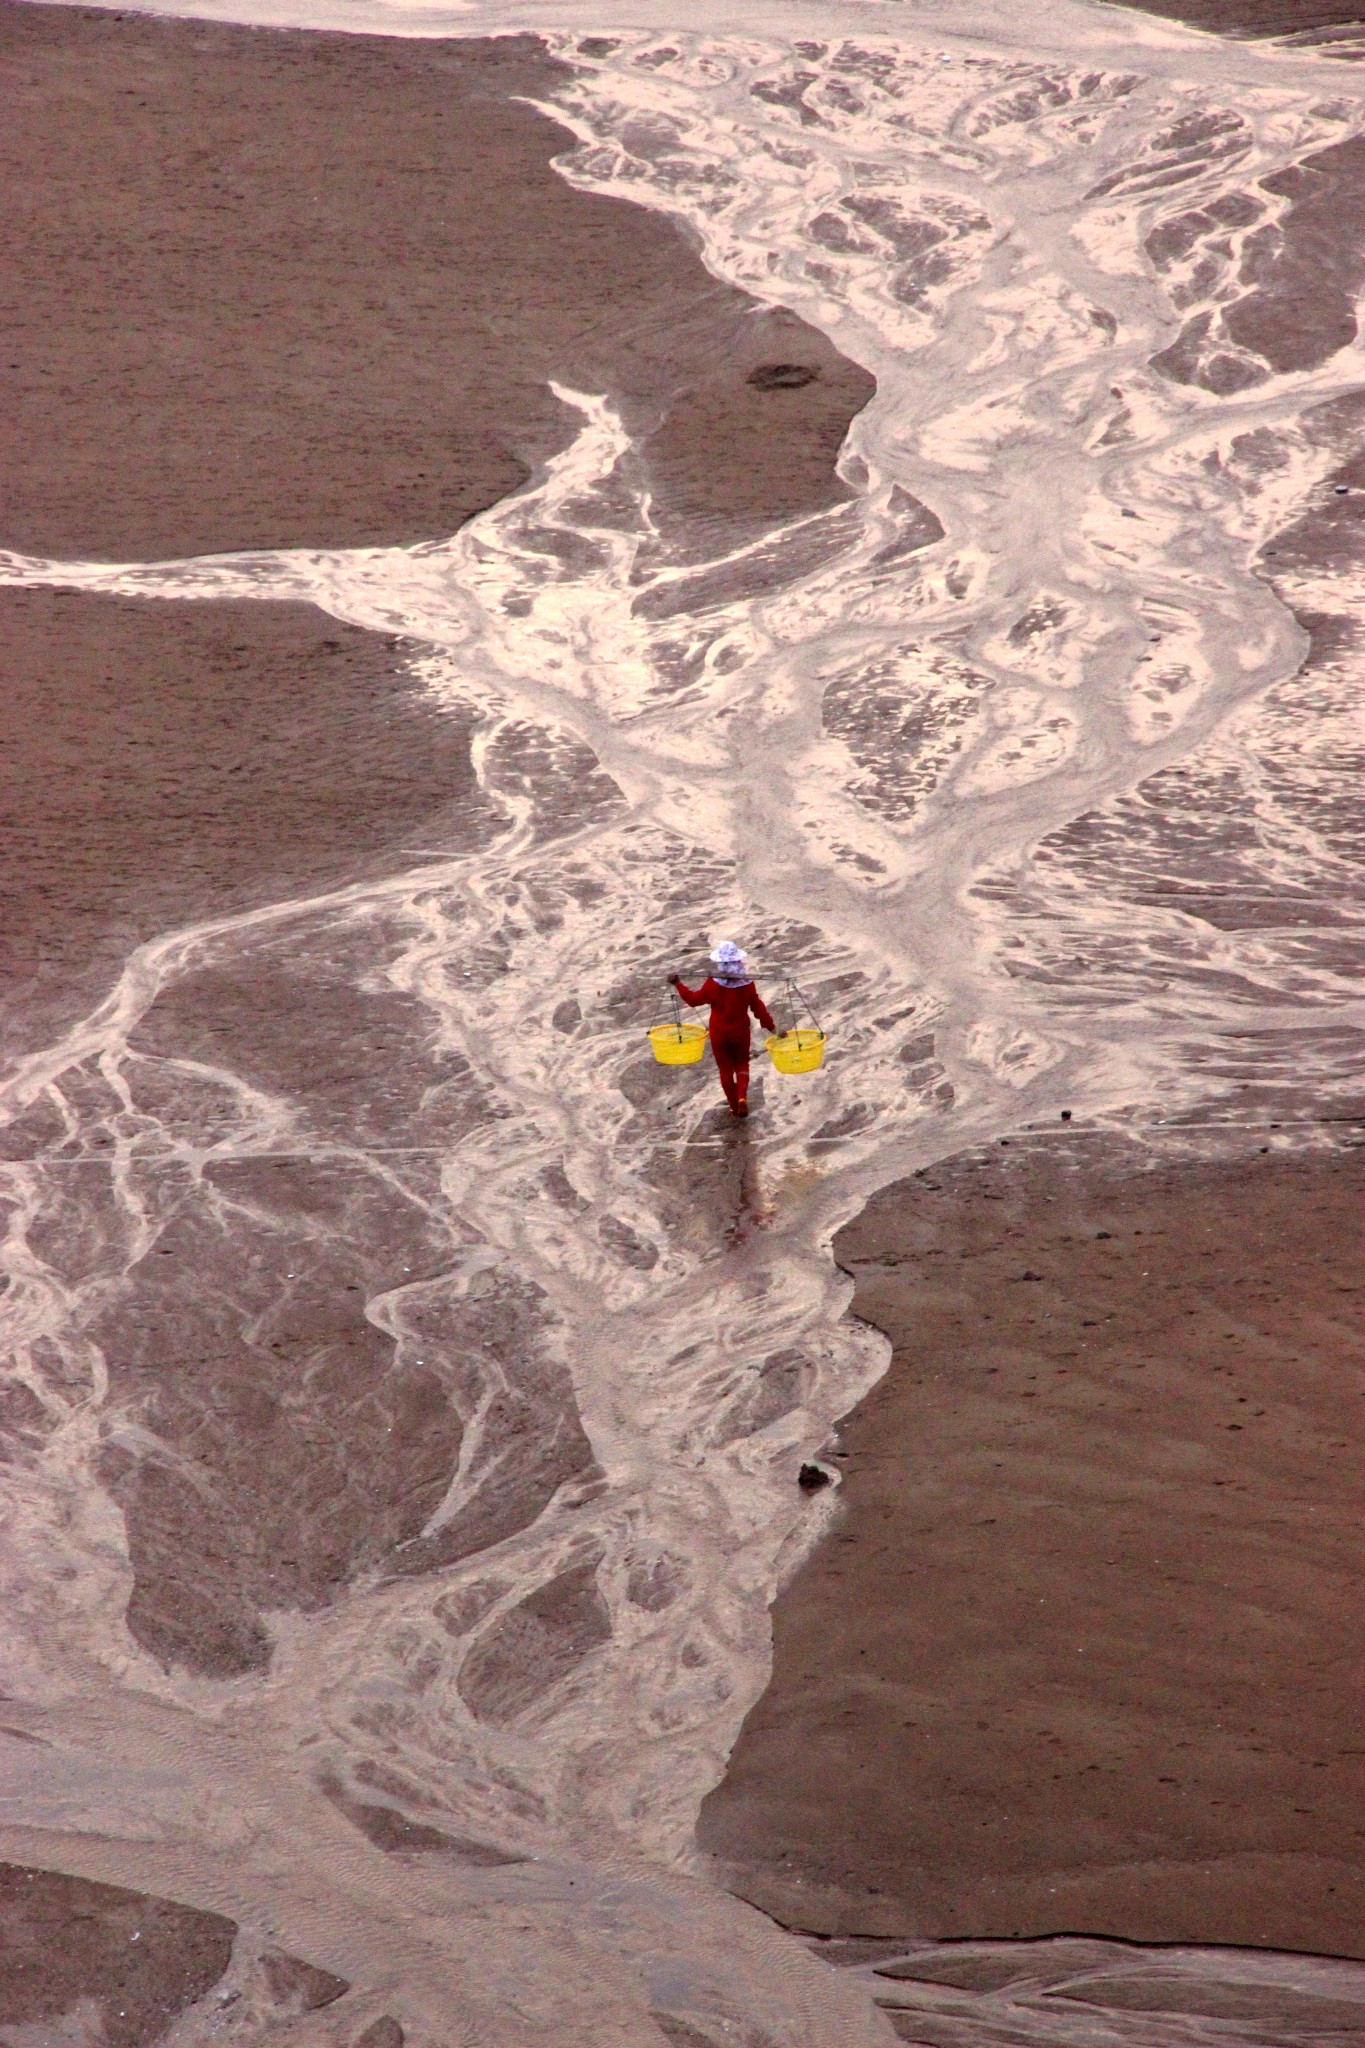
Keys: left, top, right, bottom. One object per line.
{"left": 781, "top": 976, "right": 823, "bottom": 1036}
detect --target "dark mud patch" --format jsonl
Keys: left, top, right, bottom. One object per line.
{"left": 1121, "top": 0, "right": 1365, "bottom": 35}
{"left": 0, "top": 589, "right": 502, "bottom": 1068}
{"left": 458, "top": 1557, "right": 611, "bottom": 1725}
{"left": 701, "top": 1140, "right": 1365, "bottom": 1956}
{"left": 0, "top": 1862, "right": 236, "bottom": 2048}
{"left": 1152, "top": 136, "right": 1365, "bottom": 391}
{"left": 2, "top": 3, "right": 871, "bottom": 563}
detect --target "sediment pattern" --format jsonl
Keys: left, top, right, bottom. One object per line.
{"left": 2, "top": 8, "right": 1364, "bottom": 2045}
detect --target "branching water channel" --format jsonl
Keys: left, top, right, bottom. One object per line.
{"left": 3, "top": 6, "right": 1364, "bottom": 2043}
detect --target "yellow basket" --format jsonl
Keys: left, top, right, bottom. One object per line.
{"left": 766, "top": 1027, "right": 826, "bottom": 1075}
{"left": 648, "top": 1022, "right": 708, "bottom": 1067}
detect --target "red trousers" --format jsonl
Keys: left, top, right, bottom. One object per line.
{"left": 673, "top": 978, "right": 773, "bottom": 1116}
{"left": 713, "top": 1041, "right": 749, "bottom": 1113}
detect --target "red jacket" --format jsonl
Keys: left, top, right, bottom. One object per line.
{"left": 675, "top": 977, "right": 775, "bottom": 1057}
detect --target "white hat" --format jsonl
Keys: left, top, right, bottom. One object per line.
{"left": 710, "top": 941, "right": 750, "bottom": 984}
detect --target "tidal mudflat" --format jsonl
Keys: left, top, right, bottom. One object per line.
{"left": 1, "top": 2, "right": 1362, "bottom": 2043}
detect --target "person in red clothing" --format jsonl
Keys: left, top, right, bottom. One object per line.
{"left": 669, "top": 942, "right": 775, "bottom": 1118}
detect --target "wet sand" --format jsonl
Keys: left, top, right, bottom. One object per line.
{"left": 0, "top": 3, "right": 871, "bottom": 1688}
{"left": 0, "top": 1860, "right": 418, "bottom": 2046}
{"left": 699, "top": 1136, "right": 1365, "bottom": 1957}
{"left": 0, "top": 588, "right": 501, "bottom": 1066}
{"left": 0, "top": 0, "right": 875, "bottom": 1069}
{"left": 1123, "top": 0, "right": 1365, "bottom": 39}
{"left": 0, "top": 0, "right": 871, "bottom": 1045}
{"left": 1, "top": 3, "right": 871, "bottom": 564}
{"left": 0, "top": 1864, "right": 237, "bottom": 2048}
{"left": 1150, "top": 135, "right": 1365, "bottom": 392}
{"left": 694, "top": 25, "right": 1365, "bottom": 1977}
{"left": 6, "top": 7, "right": 1365, "bottom": 2041}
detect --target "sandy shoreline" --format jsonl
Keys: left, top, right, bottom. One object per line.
{"left": 1, "top": 4, "right": 871, "bottom": 565}
{"left": 0, "top": 8, "right": 888, "bottom": 2039}
{"left": 700, "top": 1132, "right": 1365, "bottom": 1956}
{"left": 0, "top": 0, "right": 871, "bottom": 1056}
{"left": 0, "top": 0, "right": 870, "bottom": 1686}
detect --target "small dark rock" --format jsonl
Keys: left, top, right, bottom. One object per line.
{"left": 748, "top": 362, "right": 818, "bottom": 390}
{"left": 1096, "top": 1230, "right": 1112, "bottom": 1239}
{"left": 798, "top": 1462, "right": 832, "bottom": 1491}
{"left": 1060, "top": 1109, "right": 1072, "bottom": 1121}
{"left": 1334, "top": 483, "right": 1350, "bottom": 494}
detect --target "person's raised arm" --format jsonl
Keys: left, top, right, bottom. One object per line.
{"left": 750, "top": 985, "right": 776, "bottom": 1033}
{"left": 669, "top": 974, "right": 709, "bottom": 1007}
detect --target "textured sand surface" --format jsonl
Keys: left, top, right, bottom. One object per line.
{"left": 0, "top": 0, "right": 868, "bottom": 1701}
{"left": 800, "top": 1930, "right": 1365, "bottom": 2045}
{"left": 0, "top": 590, "right": 500, "bottom": 1062}
{"left": 0, "top": 5, "right": 871, "bottom": 563}
{"left": 0, "top": 1860, "right": 418, "bottom": 2046}
{"left": 1123, "top": 0, "right": 1365, "bottom": 39}
{"left": 0, "top": 12, "right": 901, "bottom": 2048}
{"left": 699, "top": 1137, "right": 1365, "bottom": 1956}
{"left": 0, "top": 1864, "right": 238, "bottom": 2047}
